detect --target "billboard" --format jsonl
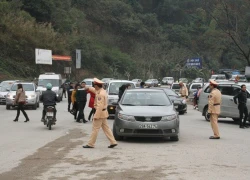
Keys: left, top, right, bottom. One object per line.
{"left": 76, "top": 49, "right": 81, "bottom": 69}
{"left": 186, "top": 58, "right": 202, "bottom": 69}
{"left": 35, "top": 49, "right": 52, "bottom": 65}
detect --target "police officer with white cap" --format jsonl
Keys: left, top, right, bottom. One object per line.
{"left": 207, "top": 80, "right": 222, "bottom": 139}
{"left": 83, "top": 78, "right": 117, "bottom": 148}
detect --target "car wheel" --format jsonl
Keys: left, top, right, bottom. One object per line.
{"left": 6, "top": 105, "right": 10, "bottom": 110}
{"left": 113, "top": 123, "right": 123, "bottom": 141}
{"left": 204, "top": 107, "right": 210, "bottom": 121}
{"left": 232, "top": 118, "right": 240, "bottom": 122}
{"left": 170, "top": 136, "right": 179, "bottom": 141}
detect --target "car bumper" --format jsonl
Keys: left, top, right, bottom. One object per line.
{"left": 174, "top": 104, "right": 187, "bottom": 112}
{"left": 0, "top": 97, "right": 6, "bottom": 104}
{"left": 6, "top": 97, "right": 37, "bottom": 106}
{"left": 114, "top": 118, "right": 179, "bottom": 137}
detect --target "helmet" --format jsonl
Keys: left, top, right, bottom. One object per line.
{"left": 46, "top": 83, "right": 52, "bottom": 90}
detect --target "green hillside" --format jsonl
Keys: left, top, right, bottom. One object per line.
{"left": 0, "top": 0, "right": 250, "bottom": 81}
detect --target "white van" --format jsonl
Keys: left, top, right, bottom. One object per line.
{"left": 162, "top": 77, "right": 174, "bottom": 85}
{"left": 106, "top": 80, "right": 136, "bottom": 117}
{"left": 37, "top": 72, "right": 63, "bottom": 101}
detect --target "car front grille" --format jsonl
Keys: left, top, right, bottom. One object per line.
{"left": 135, "top": 129, "right": 162, "bottom": 134}
{"left": 135, "top": 116, "right": 162, "bottom": 122}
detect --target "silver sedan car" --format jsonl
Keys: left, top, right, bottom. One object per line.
{"left": 6, "top": 82, "right": 40, "bottom": 110}
{"left": 113, "top": 89, "right": 180, "bottom": 141}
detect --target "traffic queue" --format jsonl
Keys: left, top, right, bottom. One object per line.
{"left": 0, "top": 72, "right": 249, "bottom": 147}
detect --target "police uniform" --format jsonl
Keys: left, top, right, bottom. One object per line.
{"left": 208, "top": 80, "right": 222, "bottom": 139}
{"left": 83, "top": 78, "right": 117, "bottom": 148}
{"left": 179, "top": 82, "right": 188, "bottom": 99}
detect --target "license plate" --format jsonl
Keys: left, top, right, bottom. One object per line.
{"left": 47, "top": 112, "right": 53, "bottom": 116}
{"left": 139, "top": 124, "right": 158, "bottom": 129}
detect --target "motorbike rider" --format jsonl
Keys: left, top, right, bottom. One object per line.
{"left": 40, "top": 83, "right": 58, "bottom": 122}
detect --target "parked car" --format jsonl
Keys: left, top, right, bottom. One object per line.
{"left": 209, "top": 74, "right": 226, "bottom": 81}
{"left": 198, "top": 82, "right": 250, "bottom": 122}
{"left": 188, "top": 83, "right": 203, "bottom": 101}
{"left": 112, "top": 88, "right": 179, "bottom": 141}
{"left": 229, "top": 75, "right": 247, "bottom": 82}
{"left": 162, "top": 77, "right": 174, "bottom": 85}
{"left": 153, "top": 87, "right": 187, "bottom": 115}
{"left": 82, "top": 78, "right": 94, "bottom": 88}
{"left": 6, "top": 82, "right": 40, "bottom": 110}
{"left": 132, "top": 79, "right": 142, "bottom": 87}
{"left": 145, "top": 79, "right": 159, "bottom": 87}
{"left": 106, "top": 80, "right": 136, "bottom": 118}
{"left": 179, "top": 78, "right": 188, "bottom": 84}
{"left": 192, "top": 78, "right": 205, "bottom": 83}
{"left": 0, "top": 80, "right": 18, "bottom": 104}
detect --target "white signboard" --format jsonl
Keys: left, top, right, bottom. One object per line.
{"left": 76, "top": 49, "right": 81, "bottom": 69}
{"left": 64, "top": 67, "right": 71, "bottom": 74}
{"left": 35, "top": 49, "right": 52, "bottom": 65}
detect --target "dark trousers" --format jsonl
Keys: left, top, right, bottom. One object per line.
{"left": 88, "top": 108, "right": 96, "bottom": 120}
{"left": 73, "top": 102, "right": 78, "bottom": 119}
{"left": 15, "top": 103, "right": 29, "bottom": 120}
{"left": 63, "top": 90, "right": 66, "bottom": 98}
{"left": 42, "top": 105, "right": 57, "bottom": 119}
{"left": 238, "top": 104, "right": 248, "bottom": 127}
{"left": 67, "top": 98, "right": 71, "bottom": 111}
{"left": 77, "top": 101, "right": 86, "bottom": 121}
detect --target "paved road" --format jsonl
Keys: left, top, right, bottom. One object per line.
{"left": 0, "top": 97, "right": 250, "bottom": 180}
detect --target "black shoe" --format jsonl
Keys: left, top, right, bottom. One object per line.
{"left": 13, "top": 119, "right": 18, "bottom": 122}
{"left": 76, "top": 121, "right": 81, "bottom": 123}
{"left": 83, "top": 120, "right": 88, "bottom": 123}
{"left": 83, "top": 145, "right": 94, "bottom": 148}
{"left": 108, "top": 144, "right": 118, "bottom": 148}
{"left": 244, "top": 125, "right": 249, "bottom": 128}
{"left": 209, "top": 136, "right": 220, "bottom": 139}
{"left": 240, "top": 126, "right": 245, "bottom": 129}
{"left": 24, "top": 119, "right": 29, "bottom": 122}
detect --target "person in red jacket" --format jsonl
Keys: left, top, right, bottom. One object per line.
{"left": 88, "top": 83, "right": 96, "bottom": 121}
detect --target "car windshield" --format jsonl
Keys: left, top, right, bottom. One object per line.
{"left": 11, "top": 84, "right": 34, "bottom": 91}
{"left": 0, "top": 81, "right": 15, "bottom": 91}
{"left": 191, "top": 84, "right": 202, "bottom": 89}
{"left": 121, "top": 91, "right": 171, "bottom": 106}
{"left": 108, "top": 82, "right": 135, "bottom": 95}
{"left": 163, "top": 89, "right": 178, "bottom": 96}
{"left": 172, "top": 84, "right": 180, "bottom": 89}
{"left": 83, "top": 80, "right": 93, "bottom": 85}
{"left": 132, "top": 79, "right": 138, "bottom": 82}
{"left": 146, "top": 79, "right": 153, "bottom": 82}
{"left": 163, "top": 77, "right": 168, "bottom": 80}
{"left": 38, "top": 79, "right": 59, "bottom": 87}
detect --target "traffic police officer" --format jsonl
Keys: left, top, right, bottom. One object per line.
{"left": 233, "top": 84, "right": 249, "bottom": 128}
{"left": 83, "top": 78, "right": 117, "bottom": 148}
{"left": 207, "top": 80, "right": 222, "bottom": 139}
{"left": 179, "top": 81, "right": 188, "bottom": 99}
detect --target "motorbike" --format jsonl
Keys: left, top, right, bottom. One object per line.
{"left": 44, "top": 106, "right": 56, "bottom": 130}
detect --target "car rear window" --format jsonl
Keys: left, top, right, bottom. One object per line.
{"left": 172, "top": 84, "right": 180, "bottom": 89}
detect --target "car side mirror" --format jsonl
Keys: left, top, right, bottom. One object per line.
{"left": 6, "top": 88, "right": 10, "bottom": 91}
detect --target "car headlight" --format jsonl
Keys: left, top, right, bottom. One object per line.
{"left": 118, "top": 113, "right": 135, "bottom": 122}
{"left": 161, "top": 114, "right": 177, "bottom": 121}
{"left": 7, "top": 95, "right": 12, "bottom": 99}
{"left": 30, "top": 95, "right": 36, "bottom": 98}
{"left": 182, "top": 99, "right": 186, "bottom": 104}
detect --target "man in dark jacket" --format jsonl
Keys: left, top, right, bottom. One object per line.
{"left": 76, "top": 82, "right": 88, "bottom": 123}
{"left": 234, "top": 84, "right": 249, "bottom": 128}
{"left": 67, "top": 82, "right": 74, "bottom": 112}
{"left": 40, "top": 83, "right": 58, "bottom": 122}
